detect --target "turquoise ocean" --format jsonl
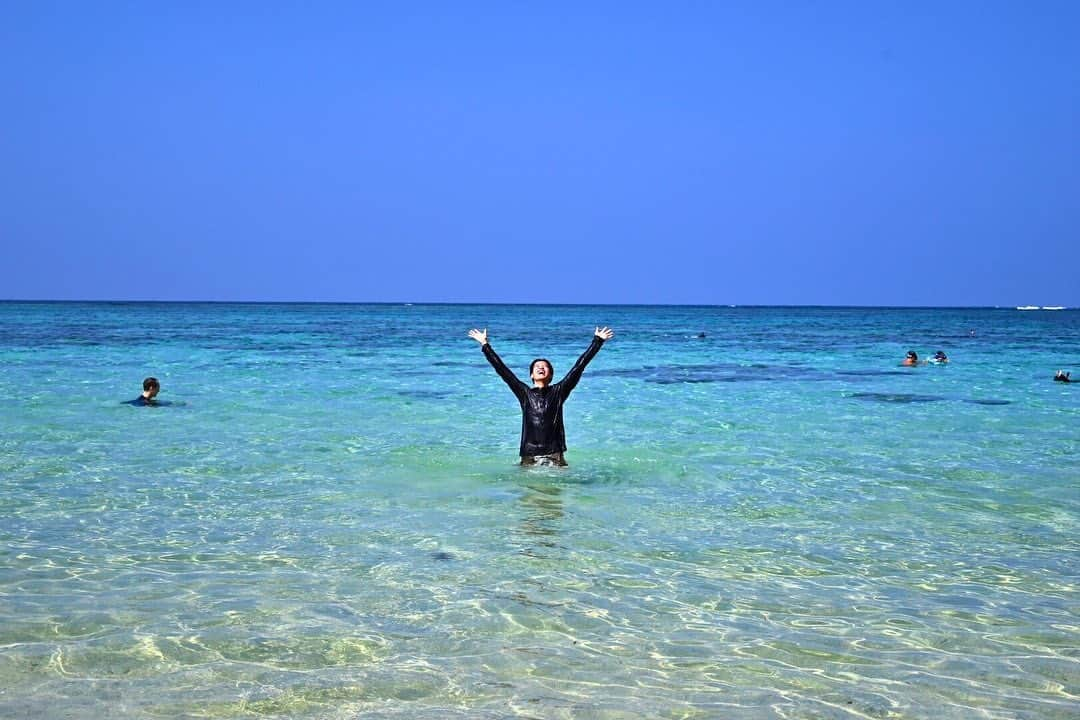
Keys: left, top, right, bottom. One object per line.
{"left": 0, "top": 302, "right": 1077, "bottom": 719}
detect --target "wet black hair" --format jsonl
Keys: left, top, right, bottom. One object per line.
{"left": 530, "top": 358, "right": 553, "bottom": 376}
{"left": 143, "top": 377, "right": 160, "bottom": 391}
{"left": 906, "top": 350, "right": 917, "bottom": 359}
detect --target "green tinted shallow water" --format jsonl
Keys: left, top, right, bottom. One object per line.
{"left": 0, "top": 303, "right": 1077, "bottom": 718}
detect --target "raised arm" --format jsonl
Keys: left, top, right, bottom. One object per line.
{"left": 469, "top": 328, "right": 528, "bottom": 401}
{"left": 559, "top": 326, "right": 613, "bottom": 397}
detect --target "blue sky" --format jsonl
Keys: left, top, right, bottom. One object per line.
{"left": 2, "top": 1, "right": 1077, "bottom": 305}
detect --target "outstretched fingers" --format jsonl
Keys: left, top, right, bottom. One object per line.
{"left": 594, "top": 326, "right": 614, "bottom": 340}
{"left": 468, "top": 328, "right": 489, "bottom": 345}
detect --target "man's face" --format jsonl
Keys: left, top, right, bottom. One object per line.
{"left": 146, "top": 385, "right": 160, "bottom": 399}
{"left": 530, "top": 361, "right": 552, "bottom": 383}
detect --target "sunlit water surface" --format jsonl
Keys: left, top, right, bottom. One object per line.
{"left": 0, "top": 303, "right": 1077, "bottom": 718}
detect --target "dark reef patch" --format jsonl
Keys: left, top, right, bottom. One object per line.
{"left": 835, "top": 370, "right": 911, "bottom": 377}
{"left": 397, "top": 389, "right": 453, "bottom": 400}
{"left": 849, "top": 392, "right": 945, "bottom": 404}
{"left": 594, "top": 363, "right": 831, "bottom": 385}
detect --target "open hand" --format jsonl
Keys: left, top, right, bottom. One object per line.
{"left": 468, "top": 328, "right": 489, "bottom": 345}
{"left": 594, "top": 326, "right": 614, "bottom": 341}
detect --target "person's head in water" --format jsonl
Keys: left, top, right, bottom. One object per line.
{"left": 530, "top": 358, "right": 553, "bottom": 387}
{"left": 932, "top": 350, "right": 948, "bottom": 363}
{"left": 142, "top": 377, "right": 160, "bottom": 400}
{"left": 902, "top": 350, "right": 918, "bottom": 366}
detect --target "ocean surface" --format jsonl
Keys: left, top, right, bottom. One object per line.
{"left": 0, "top": 302, "right": 1077, "bottom": 719}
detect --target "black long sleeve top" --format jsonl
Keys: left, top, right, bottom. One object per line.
{"left": 482, "top": 336, "right": 605, "bottom": 456}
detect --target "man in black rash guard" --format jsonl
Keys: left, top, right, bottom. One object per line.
{"left": 468, "top": 326, "right": 614, "bottom": 466}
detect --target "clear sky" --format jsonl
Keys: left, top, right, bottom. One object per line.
{"left": 2, "top": 1, "right": 1077, "bottom": 305}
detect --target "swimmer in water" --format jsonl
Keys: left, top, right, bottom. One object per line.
{"left": 1054, "top": 370, "right": 1071, "bottom": 383}
{"left": 901, "top": 350, "right": 920, "bottom": 367}
{"left": 469, "top": 326, "right": 614, "bottom": 466}
{"left": 930, "top": 350, "right": 949, "bottom": 364}
{"left": 126, "top": 377, "right": 160, "bottom": 406}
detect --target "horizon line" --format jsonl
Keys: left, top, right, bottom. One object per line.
{"left": 0, "top": 299, "right": 1074, "bottom": 310}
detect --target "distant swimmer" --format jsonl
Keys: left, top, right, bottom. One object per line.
{"left": 1054, "top": 370, "right": 1071, "bottom": 383}
{"left": 696, "top": 332, "right": 707, "bottom": 339}
{"left": 125, "top": 377, "right": 161, "bottom": 406}
{"left": 469, "top": 326, "right": 613, "bottom": 467}
{"left": 929, "top": 350, "right": 949, "bottom": 364}
{"left": 901, "top": 350, "right": 920, "bottom": 367}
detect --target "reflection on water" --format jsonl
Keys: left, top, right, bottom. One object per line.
{"left": 516, "top": 480, "right": 565, "bottom": 556}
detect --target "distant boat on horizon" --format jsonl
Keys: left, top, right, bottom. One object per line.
{"left": 1016, "top": 305, "right": 1067, "bottom": 310}
{"left": 1017, "top": 305, "right": 1040, "bottom": 310}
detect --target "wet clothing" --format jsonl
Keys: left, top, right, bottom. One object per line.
{"left": 520, "top": 452, "right": 567, "bottom": 467}
{"left": 482, "top": 336, "right": 604, "bottom": 457}
{"left": 124, "top": 396, "right": 174, "bottom": 406}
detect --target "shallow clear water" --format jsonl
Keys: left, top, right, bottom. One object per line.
{"left": 0, "top": 302, "right": 1077, "bottom": 718}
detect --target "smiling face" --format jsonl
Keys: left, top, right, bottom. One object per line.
{"left": 530, "top": 359, "right": 553, "bottom": 384}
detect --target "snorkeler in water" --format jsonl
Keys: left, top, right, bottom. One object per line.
{"left": 469, "top": 326, "right": 614, "bottom": 466}
{"left": 1054, "top": 370, "right": 1071, "bottom": 383}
